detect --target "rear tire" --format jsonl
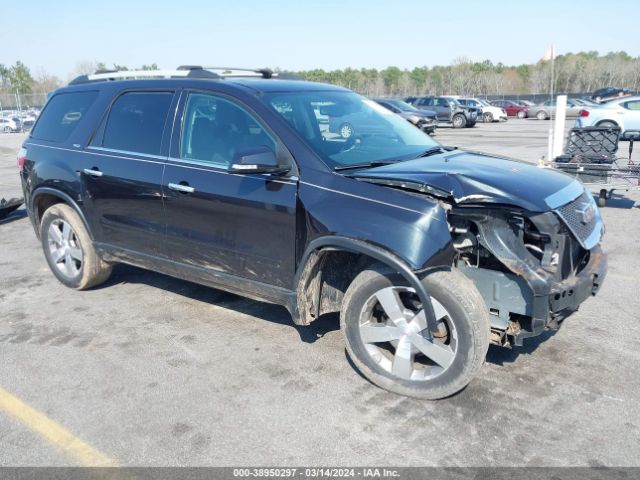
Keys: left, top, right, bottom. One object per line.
{"left": 40, "top": 204, "right": 112, "bottom": 290}
{"left": 517, "top": 110, "right": 526, "bottom": 119}
{"left": 339, "top": 123, "right": 354, "bottom": 139}
{"left": 483, "top": 112, "right": 494, "bottom": 123}
{"left": 340, "top": 265, "right": 490, "bottom": 400}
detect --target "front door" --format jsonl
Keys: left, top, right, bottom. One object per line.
{"left": 162, "top": 91, "right": 297, "bottom": 289}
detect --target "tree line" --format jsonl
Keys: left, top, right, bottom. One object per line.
{"left": 2, "top": 51, "right": 639, "bottom": 99}
{"left": 298, "top": 51, "right": 640, "bottom": 97}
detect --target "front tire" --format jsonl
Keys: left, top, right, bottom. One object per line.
{"left": 536, "top": 110, "right": 548, "bottom": 120}
{"left": 40, "top": 204, "right": 112, "bottom": 290}
{"left": 340, "top": 265, "right": 490, "bottom": 400}
{"left": 452, "top": 114, "right": 466, "bottom": 128}
{"left": 517, "top": 110, "right": 526, "bottom": 119}
{"left": 483, "top": 112, "right": 494, "bottom": 123}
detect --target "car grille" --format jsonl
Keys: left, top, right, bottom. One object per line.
{"left": 555, "top": 191, "right": 600, "bottom": 249}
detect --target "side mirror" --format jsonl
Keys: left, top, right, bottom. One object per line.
{"left": 229, "top": 146, "right": 290, "bottom": 175}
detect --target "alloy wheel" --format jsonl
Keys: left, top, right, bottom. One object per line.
{"left": 46, "top": 219, "right": 83, "bottom": 279}
{"left": 358, "top": 286, "right": 457, "bottom": 381}
{"left": 340, "top": 124, "right": 353, "bottom": 139}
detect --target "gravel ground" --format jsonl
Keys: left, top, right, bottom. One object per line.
{"left": 0, "top": 119, "right": 639, "bottom": 467}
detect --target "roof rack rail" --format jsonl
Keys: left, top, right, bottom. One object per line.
{"left": 68, "top": 68, "right": 220, "bottom": 85}
{"left": 204, "top": 67, "right": 274, "bottom": 79}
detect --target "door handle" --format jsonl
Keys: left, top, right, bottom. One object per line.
{"left": 83, "top": 168, "right": 103, "bottom": 177}
{"left": 168, "top": 182, "right": 195, "bottom": 194}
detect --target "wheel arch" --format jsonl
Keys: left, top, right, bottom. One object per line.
{"left": 595, "top": 119, "right": 620, "bottom": 128}
{"left": 30, "top": 187, "right": 93, "bottom": 240}
{"left": 293, "top": 236, "right": 438, "bottom": 330}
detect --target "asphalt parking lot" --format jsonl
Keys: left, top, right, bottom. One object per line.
{"left": 1, "top": 119, "right": 639, "bottom": 467}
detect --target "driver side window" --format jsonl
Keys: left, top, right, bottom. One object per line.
{"left": 180, "top": 93, "right": 276, "bottom": 167}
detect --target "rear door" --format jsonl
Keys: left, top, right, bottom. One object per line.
{"left": 161, "top": 91, "right": 297, "bottom": 289}
{"left": 83, "top": 89, "right": 177, "bottom": 258}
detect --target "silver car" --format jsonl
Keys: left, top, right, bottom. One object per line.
{"left": 575, "top": 95, "right": 640, "bottom": 138}
{"left": 529, "top": 98, "right": 584, "bottom": 120}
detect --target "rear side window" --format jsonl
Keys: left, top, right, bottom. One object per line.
{"left": 101, "top": 91, "right": 173, "bottom": 155}
{"left": 31, "top": 91, "right": 98, "bottom": 142}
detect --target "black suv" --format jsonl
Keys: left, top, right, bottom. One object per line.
{"left": 19, "top": 67, "right": 607, "bottom": 399}
{"left": 406, "top": 96, "right": 478, "bottom": 128}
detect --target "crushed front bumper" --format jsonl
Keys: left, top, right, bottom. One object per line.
{"left": 459, "top": 245, "right": 607, "bottom": 346}
{"left": 546, "top": 246, "right": 607, "bottom": 324}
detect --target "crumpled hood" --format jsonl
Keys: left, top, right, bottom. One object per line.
{"left": 353, "top": 150, "right": 580, "bottom": 212}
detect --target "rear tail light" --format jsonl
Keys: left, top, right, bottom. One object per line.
{"left": 17, "top": 147, "right": 27, "bottom": 171}
{"left": 579, "top": 109, "right": 590, "bottom": 117}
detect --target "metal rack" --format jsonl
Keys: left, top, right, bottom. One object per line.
{"left": 548, "top": 127, "right": 640, "bottom": 206}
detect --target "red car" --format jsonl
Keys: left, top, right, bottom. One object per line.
{"left": 490, "top": 100, "right": 529, "bottom": 118}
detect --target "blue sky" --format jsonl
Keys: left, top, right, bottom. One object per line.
{"left": 3, "top": 0, "right": 638, "bottom": 79}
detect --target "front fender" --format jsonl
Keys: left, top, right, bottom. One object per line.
{"left": 298, "top": 173, "right": 455, "bottom": 271}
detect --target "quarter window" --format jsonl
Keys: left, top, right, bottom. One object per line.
{"left": 624, "top": 101, "right": 640, "bottom": 111}
{"left": 101, "top": 91, "right": 173, "bottom": 155}
{"left": 180, "top": 93, "right": 276, "bottom": 167}
{"left": 31, "top": 91, "right": 98, "bottom": 143}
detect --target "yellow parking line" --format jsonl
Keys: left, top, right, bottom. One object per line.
{"left": 0, "top": 386, "right": 116, "bottom": 466}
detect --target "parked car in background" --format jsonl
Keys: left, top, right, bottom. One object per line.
{"left": 572, "top": 98, "right": 598, "bottom": 107}
{"left": 591, "top": 87, "right": 632, "bottom": 103}
{"left": 0, "top": 117, "right": 21, "bottom": 133}
{"left": 457, "top": 97, "right": 507, "bottom": 123}
{"left": 327, "top": 106, "right": 389, "bottom": 139}
{"left": 528, "top": 98, "right": 584, "bottom": 120}
{"left": 490, "top": 100, "right": 528, "bottom": 118}
{"left": 515, "top": 100, "right": 536, "bottom": 107}
{"left": 575, "top": 95, "right": 640, "bottom": 138}
{"left": 20, "top": 113, "right": 38, "bottom": 128}
{"left": 373, "top": 98, "right": 437, "bottom": 134}
{"left": 407, "top": 96, "right": 478, "bottom": 128}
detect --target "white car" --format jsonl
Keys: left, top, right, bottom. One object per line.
{"left": 457, "top": 97, "right": 507, "bottom": 122}
{"left": 575, "top": 96, "right": 640, "bottom": 138}
{"left": 0, "top": 117, "right": 20, "bottom": 133}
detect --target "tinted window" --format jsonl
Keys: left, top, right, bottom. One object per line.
{"left": 102, "top": 92, "right": 172, "bottom": 155}
{"left": 31, "top": 91, "right": 98, "bottom": 143}
{"left": 180, "top": 93, "right": 276, "bottom": 167}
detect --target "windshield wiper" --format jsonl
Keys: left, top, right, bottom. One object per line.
{"left": 334, "top": 161, "right": 395, "bottom": 171}
{"left": 416, "top": 146, "right": 446, "bottom": 158}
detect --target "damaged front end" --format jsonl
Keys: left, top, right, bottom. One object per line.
{"left": 352, "top": 153, "right": 608, "bottom": 347}
{"left": 448, "top": 189, "right": 607, "bottom": 346}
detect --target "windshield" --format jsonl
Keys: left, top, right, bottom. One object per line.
{"left": 478, "top": 99, "right": 490, "bottom": 106}
{"left": 389, "top": 100, "right": 418, "bottom": 113}
{"left": 265, "top": 91, "right": 439, "bottom": 169}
